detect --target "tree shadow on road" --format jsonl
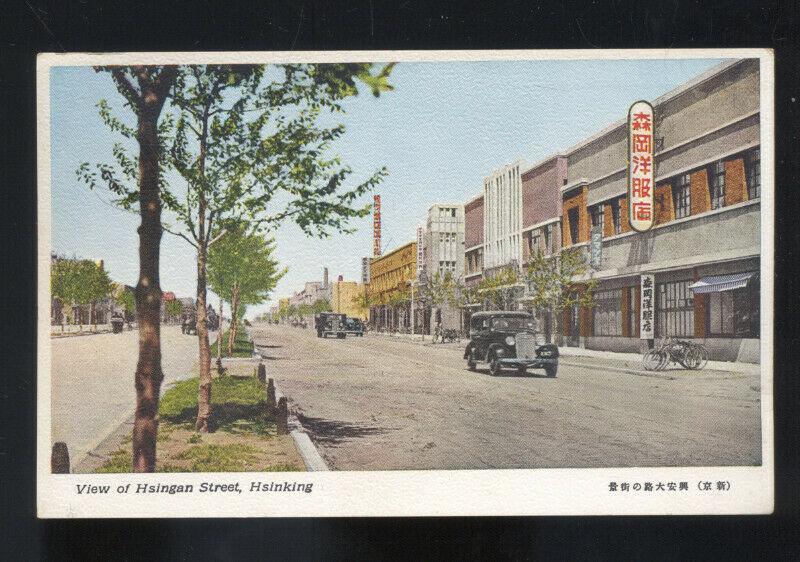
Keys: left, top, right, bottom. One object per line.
{"left": 296, "top": 413, "right": 386, "bottom": 445}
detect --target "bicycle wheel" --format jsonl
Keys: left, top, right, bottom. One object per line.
{"left": 693, "top": 343, "right": 709, "bottom": 370}
{"left": 675, "top": 342, "right": 695, "bottom": 369}
{"left": 643, "top": 350, "right": 665, "bottom": 371}
{"left": 681, "top": 346, "right": 701, "bottom": 369}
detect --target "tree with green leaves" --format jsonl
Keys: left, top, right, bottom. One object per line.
{"left": 524, "top": 248, "right": 597, "bottom": 342}
{"left": 477, "top": 267, "right": 521, "bottom": 311}
{"left": 208, "top": 228, "right": 285, "bottom": 361}
{"left": 350, "top": 286, "right": 372, "bottom": 319}
{"left": 51, "top": 259, "right": 111, "bottom": 331}
{"left": 164, "top": 299, "right": 184, "bottom": 322}
{"left": 76, "top": 65, "right": 179, "bottom": 471}
{"left": 311, "top": 298, "right": 332, "bottom": 314}
{"left": 166, "top": 64, "right": 392, "bottom": 431}
{"left": 112, "top": 284, "right": 136, "bottom": 321}
{"left": 79, "top": 64, "right": 394, "bottom": 452}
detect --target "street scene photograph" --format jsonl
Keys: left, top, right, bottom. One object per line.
{"left": 43, "top": 53, "right": 766, "bottom": 479}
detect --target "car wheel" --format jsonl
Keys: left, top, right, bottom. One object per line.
{"left": 517, "top": 366, "right": 527, "bottom": 375}
{"left": 545, "top": 365, "right": 557, "bottom": 378}
{"left": 489, "top": 358, "right": 502, "bottom": 376}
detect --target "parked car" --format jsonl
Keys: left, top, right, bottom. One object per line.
{"left": 314, "top": 312, "right": 347, "bottom": 338}
{"left": 463, "top": 311, "right": 558, "bottom": 377}
{"left": 343, "top": 317, "right": 365, "bottom": 337}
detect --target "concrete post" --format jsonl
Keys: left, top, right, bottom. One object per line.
{"left": 257, "top": 363, "right": 266, "bottom": 385}
{"left": 276, "top": 397, "right": 289, "bottom": 435}
{"left": 266, "top": 378, "right": 276, "bottom": 415}
{"left": 52, "top": 442, "right": 70, "bottom": 474}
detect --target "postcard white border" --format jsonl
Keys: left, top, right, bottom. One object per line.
{"left": 37, "top": 49, "right": 774, "bottom": 518}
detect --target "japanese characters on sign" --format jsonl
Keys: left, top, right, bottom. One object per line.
{"left": 640, "top": 274, "right": 655, "bottom": 339}
{"left": 590, "top": 224, "right": 603, "bottom": 270}
{"left": 628, "top": 100, "right": 655, "bottom": 232}
{"left": 373, "top": 194, "right": 382, "bottom": 257}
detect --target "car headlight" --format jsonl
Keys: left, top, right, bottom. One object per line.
{"left": 537, "top": 348, "right": 552, "bottom": 357}
{"left": 505, "top": 336, "right": 515, "bottom": 346}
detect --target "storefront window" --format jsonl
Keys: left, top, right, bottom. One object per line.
{"left": 656, "top": 280, "right": 694, "bottom": 337}
{"left": 593, "top": 289, "right": 622, "bottom": 336}
{"left": 707, "top": 274, "right": 759, "bottom": 337}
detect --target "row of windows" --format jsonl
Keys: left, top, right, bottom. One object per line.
{"left": 581, "top": 148, "right": 760, "bottom": 244}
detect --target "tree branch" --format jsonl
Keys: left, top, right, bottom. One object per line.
{"left": 162, "top": 224, "right": 198, "bottom": 249}
{"left": 109, "top": 68, "right": 142, "bottom": 110}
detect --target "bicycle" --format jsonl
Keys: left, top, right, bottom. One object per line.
{"left": 643, "top": 336, "right": 707, "bottom": 371}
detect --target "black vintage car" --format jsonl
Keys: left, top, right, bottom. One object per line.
{"left": 463, "top": 311, "right": 558, "bottom": 377}
{"left": 343, "top": 317, "right": 365, "bottom": 337}
{"left": 314, "top": 312, "right": 347, "bottom": 338}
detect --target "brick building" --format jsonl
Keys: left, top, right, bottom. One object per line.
{"left": 368, "top": 241, "right": 417, "bottom": 331}
{"left": 560, "top": 59, "right": 761, "bottom": 362}
{"left": 463, "top": 193, "right": 485, "bottom": 289}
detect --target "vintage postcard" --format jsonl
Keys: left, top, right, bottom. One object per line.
{"left": 37, "top": 49, "right": 774, "bottom": 517}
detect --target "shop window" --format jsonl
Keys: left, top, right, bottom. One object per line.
{"left": 746, "top": 148, "right": 761, "bottom": 200}
{"left": 707, "top": 275, "right": 759, "bottom": 337}
{"left": 567, "top": 208, "right": 580, "bottom": 245}
{"left": 673, "top": 174, "right": 691, "bottom": 219}
{"left": 593, "top": 289, "right": 623, "bottom": 336}
{"left": 590, "top": 204, "right": 604, "bottom": 235}
{"left": 656, "top": 280, "right": 694, "bottom": 337}
{"left": 610, "top": 199, "right": 621, "bottom": 235}
{"left": 627, "top": 287, "right": 637, "bottom": 336}
{"left": 709, "top": 160, "right": 726, "bottom": 210}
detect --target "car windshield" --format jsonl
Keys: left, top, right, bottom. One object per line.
{"left": 491, "top": 317, "right": 535, "bottom": 332}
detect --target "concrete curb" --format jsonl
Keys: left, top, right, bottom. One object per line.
{"left": 273, "top": 386, "right": 329, "bottom": 472}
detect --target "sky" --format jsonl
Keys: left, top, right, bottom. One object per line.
{"left": 50, "top": 57, "right": 726, "bottom": 317}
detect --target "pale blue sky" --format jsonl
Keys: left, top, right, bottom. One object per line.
{"left": 50, "top": 58, "right": 725, "bottom": 317}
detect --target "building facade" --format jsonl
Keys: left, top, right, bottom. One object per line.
{"left": 331, "top": 279, "right": 368, "bottom": 320}
{"left": 368, "top": 241, "right": 417, "bottom": 331}
{"left": 463, "top": 194, "right": 485, "bottom": 289}
{"left": 560, "top": 58, "right": 760, "bottom": 362}
{"left": 518, "top": 155, "right": 568, "bottom": 340}
{"left": 422, "top": 203, "right": 465, "bottom": 331}
{"left": 483, "top": 161, "right": 524, "bottom": 272}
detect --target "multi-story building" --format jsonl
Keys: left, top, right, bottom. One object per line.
{"left": 463, "top": 194, "right": 485, "bottom": 289}
{"left": 483, "top": 161, "right": 524, "bottom": 273}
{"left": 423, "top": 203, "right": 465, "bottom": 279}
{"left": 560, "top": 58, "right": 761, "bottom": 362}
{"left": 518, "top": 154, "right": 568, "bottom": 340}
{"left": 331, "top": 277, "right": 368, "bottom": 320}
{"left": 421, "top": 203, "right": 465, "bottom": 331}
{"left": 368, "top": 241, "right": 417, "bottom": 330}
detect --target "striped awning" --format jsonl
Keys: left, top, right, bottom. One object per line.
{"left": 689, "top": 272, "right": 754, "bottom": 294}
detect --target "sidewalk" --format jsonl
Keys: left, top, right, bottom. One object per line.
{"left": 368, "top": 330, "right": 760, "bottom": 378}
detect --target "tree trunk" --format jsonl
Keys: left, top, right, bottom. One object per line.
{"left": 132, "top": 103, "right": 165, "bottom": 472}
{"left": 217, "top": 298, "right": 224, "bottom": 364}
{"left": 228, "top": 281, "right": 239, "bottom": 358}
{"left": 195, "top": 239, "right": 213, "bottom": 432}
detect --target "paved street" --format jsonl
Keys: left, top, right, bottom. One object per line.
{"left": 251, "top": 323, "right": 762, "bottom": 470}
{"left": 51, "top": 325, "right": 210, "bottom": 466}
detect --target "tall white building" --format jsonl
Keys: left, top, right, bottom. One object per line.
{"left": 483, "top": 161, "right": 523, "bottom": 271}
{"left": 423, "top": 203, "right": 465, "bottom": 280}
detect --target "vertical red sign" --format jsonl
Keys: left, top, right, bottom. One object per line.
{"left": 373, "top": 194, "right": 382, "bottom": 257}
{"left": 628, "top": 101, "right": 655, "bottom": 232}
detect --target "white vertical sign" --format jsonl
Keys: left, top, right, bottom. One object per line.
{"left": 640, "top": 274, "right": 655, "bottom": 339}
{"left": 628, "top": 100, "right": 655, "bottom": 232}
{"left": 416, "top": 225, "right": 424, "bottom": 277}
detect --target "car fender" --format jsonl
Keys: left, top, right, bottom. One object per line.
{"left": 486, "top": 343, "right": 511, "bottom": 361}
